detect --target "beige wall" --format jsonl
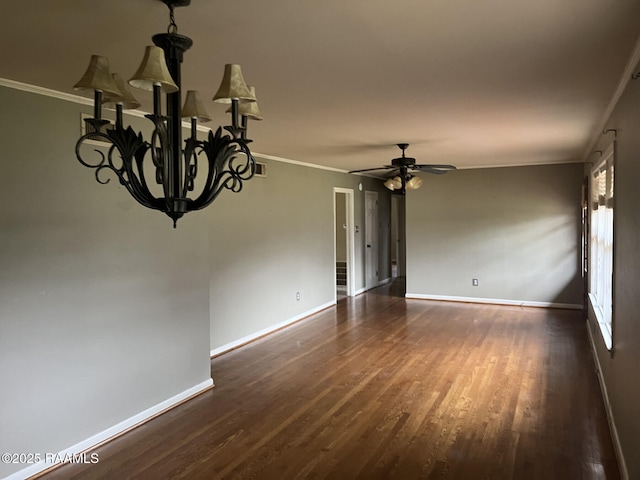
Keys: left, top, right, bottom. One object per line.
{"left": 587, "top": 66, "right": 640, "bottom": 480}
{"left": 0, "top": 86, "right": 212, "bottom": 479}
{"left": 204, "top": 160, "right": 391, "bottom": 351}
{"left": 406, "top": 163, "right": 584, "bottom": 306}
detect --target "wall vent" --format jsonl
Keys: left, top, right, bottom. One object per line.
{"left": 254, "top": 161, "right": 267, "bottom": 177}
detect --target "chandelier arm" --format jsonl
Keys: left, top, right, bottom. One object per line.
{"left": 219, "top": 158, "right": 247, "bottom": 193}
{"left": 183, "top": 138, "right": 201, "bottom": 193}
{"left": 133, "top": 144, "right": 156, "bottom": 198}
{"left": 75, "top": 134, "right": 126, "bottom": 187}
{"left": 145, "top": 115, "right": 171, "bottom": 196}
{"left": 94, "top": 163, "right": 115, "bottom": 185}
{"left": 76, "top": 129, "right": 165, "bottom": 211}
{"left": 228, "top": 141, "right": 255, "bottom": 179}
{"left": 117, "top": 147, "right": 167, "bottom": 211}
{"left": 189, "top": 133, "right": 237, "bottom": 209}
{"left": 76, "top": 133, "right": 109, "bottom": 170}
{"left": 105, "top": 127, "right": 165, "bottom": 210}
{"left": 196, "top": 157, "right": 249, "bottom": 207}
{"left": 187, "top": 128, "right": 255, "bottom": 211}
{"left": 185, "top": 128, "right": 224, "bottom": 209}
{"left": 209, "top": 142, "right": 256, "bottom": 197}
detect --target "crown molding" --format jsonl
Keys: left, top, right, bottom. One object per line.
{"left": 252, "top": 152, "right": 349, "bottom": 173}
{"left": 0, "top": 77, "right": 609, "bottom": 174}
{"left": 581, "top": 31, "right": 640, "bottom": 162}
{"left": 0, "top": 77, "right": 94, "bottom": 105}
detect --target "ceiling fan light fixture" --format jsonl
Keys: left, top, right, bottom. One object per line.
{"left": 384, "top": 176, "right": 403, "bottom": 191}
{"left": 384, "top": 178, "right": 397, "bottom": 191}
{"left": 406, "top": 175, "right": 423, "bottom": 190}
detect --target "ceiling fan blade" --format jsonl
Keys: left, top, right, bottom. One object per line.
{"left": 348, "top": 165, "right": 394, "bottom": 173}
{"left": 412, "top": 166, "right": 449, "bottom": 175}
{"left": 414, "top": 164, "right": 457, "bottom": 170}
{"left": 383, "top": 169, "right": 401, "bottom": 177}
{"left": 413, "top": 164, "right": 457, "bottom": 175}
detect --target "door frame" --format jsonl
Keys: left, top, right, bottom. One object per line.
{"left": 334, "top": 188, "right": 356, "bottom": 298}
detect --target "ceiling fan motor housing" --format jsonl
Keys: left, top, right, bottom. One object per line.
{"left": 391, "top": 157, "right": 416, "bottom": 167}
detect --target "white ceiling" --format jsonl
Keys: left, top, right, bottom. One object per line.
{"left": 2, "top": 0, "right": 640, "bottom": 172}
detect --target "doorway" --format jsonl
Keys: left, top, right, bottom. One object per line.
{"left": 391, "top": 194, "right": 406, "bottom": 278}
{"left": 365, "top": 190, "right": 379, "bottom": 290}
{"left": 334, "top": 188, "right": 355, "bottom": 300}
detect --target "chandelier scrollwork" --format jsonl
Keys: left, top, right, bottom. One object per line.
{"left": 73, "top": 0, "right": 262, "bottom": 227}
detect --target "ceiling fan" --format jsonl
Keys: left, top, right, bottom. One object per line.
{"left": 348, "top": 143, "right": 456, "bottom": 194}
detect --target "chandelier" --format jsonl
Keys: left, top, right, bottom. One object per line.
{"left": 73, "top": 0, "right": 262, "bottom": 227}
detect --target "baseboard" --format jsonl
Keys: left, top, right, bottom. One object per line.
{"left": 353, "top": 277, "right": 392, "bottom": 297}
{"left": 586, "top": 320, "right": 628, "bottom": 480}
{"left": 4, "top": 379, "right": 213, "bottom": 480}
{"left": 405, "top": 293, "right": 583, "bottom": 310}
{"left": 210, "top": 301, "right": 335, "bottom": 357}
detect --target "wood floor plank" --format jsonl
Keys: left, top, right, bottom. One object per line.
{"left": 37, "top": 280, "right": 620, "bottom": 479}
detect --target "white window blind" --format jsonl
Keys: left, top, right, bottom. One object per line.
{"left": 589, "top": 144, "right": 614, "bottom": 350}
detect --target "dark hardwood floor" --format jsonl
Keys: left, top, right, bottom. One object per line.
{"left": 39, "top": 279, "right": 619, "bottom": 479}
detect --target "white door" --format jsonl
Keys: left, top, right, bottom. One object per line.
{"left": 365, "top": 191, "right": 379, "bottom": 290}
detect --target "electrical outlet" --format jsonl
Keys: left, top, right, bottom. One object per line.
{"left": 472, "top": 279, "right": 479, "bottom": 286}
{"left": 296, "top": 291, "right": 301, "bottom": 301}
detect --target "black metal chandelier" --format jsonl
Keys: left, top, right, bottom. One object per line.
{"left": 73, "top": 0, "right": 262, "bottom": 227}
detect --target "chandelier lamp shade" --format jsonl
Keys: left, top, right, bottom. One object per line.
{"left": 73, "top": 0, "right": 262, "bottom": 227}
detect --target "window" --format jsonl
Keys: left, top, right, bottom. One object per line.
{"left": 589, "top": 144, "right": 614, "bottom": 350}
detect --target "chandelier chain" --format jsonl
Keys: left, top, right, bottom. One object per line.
{"left": 167, "top": 5, "right": 178, "bottom": 34}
